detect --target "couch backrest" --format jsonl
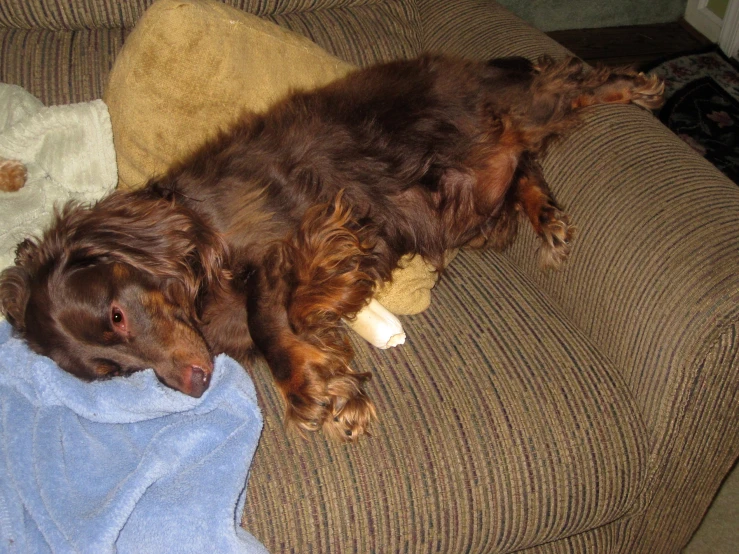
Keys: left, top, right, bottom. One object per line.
{"left": 0, "top": 0, "right": 391, "bottom": 30}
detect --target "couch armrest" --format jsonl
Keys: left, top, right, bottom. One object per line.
{"left": 507, "top": 105, "right": 739, "bottom": 440}
{"left": 505, "top": 104, "right": 739, "bottom": 548}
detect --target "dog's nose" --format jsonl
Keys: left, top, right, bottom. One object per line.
{"left": 185, "top": 364, "right": 212, "bottom": 398}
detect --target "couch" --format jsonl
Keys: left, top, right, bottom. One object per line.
{"left": 1, "top": 0, "right": 737, "bottom": 552}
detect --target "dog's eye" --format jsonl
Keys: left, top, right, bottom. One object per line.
{"left": 110, "top": 305, "right": 127, "bottom": 330}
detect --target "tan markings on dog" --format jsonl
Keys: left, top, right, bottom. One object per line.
{"left": 468, "top": 118, "right": 524, "bottom": 214}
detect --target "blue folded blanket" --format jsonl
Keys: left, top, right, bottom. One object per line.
{"left": 0, "top": 321, "right": 268, "bottom": 553}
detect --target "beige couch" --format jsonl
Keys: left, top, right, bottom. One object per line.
{"left": 2, "top": 1, "right": 738, "bottom": 552}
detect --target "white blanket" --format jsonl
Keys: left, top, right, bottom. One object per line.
{"left": 0, "top": 84, "right": 117, "bottom": 282}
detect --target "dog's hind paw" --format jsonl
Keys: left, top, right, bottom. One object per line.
{"left": 631, "top": 72, "right": 666, "bottom": 110}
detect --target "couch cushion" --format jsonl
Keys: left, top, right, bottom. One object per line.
{"left": 242, "top": 248, "right": 649, "bottom": 553}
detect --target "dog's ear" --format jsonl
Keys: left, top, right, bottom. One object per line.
{"left": 82, "top": 191, "right": 230, "bottom": 304}
{"left": 13, "top": 238, "right": 40, "bottom": 267}
{"left": 183, "top": 214, "right": 230, "bottom": 297}
{"left": 0, "top": 263, "right": 32, "bottom": 332}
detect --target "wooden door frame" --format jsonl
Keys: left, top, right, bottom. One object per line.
{"left": 719, "top": 0, "right": 739, "bottom": 57}
{"left": 685, "top": 0, "right": 739, "bottom": 57}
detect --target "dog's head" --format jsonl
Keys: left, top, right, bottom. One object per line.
{"left": 0, "top": 191, "right": 229, "bottom": 397}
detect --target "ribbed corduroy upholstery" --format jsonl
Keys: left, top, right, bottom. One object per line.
{"left": 503, "top": 106, "right": 739, "bottom": 552}
{"left": 265, "top": 1, "right": 422, "bottom": 67}
{"left": 0, "top": 27, "right": 128, "bottom": 104}
{"left": 417, "top": 0, "right": 570, "bottom": 62}
{"left": 242, "top": 249, "right": 648, "bottom": 553}
{"left": 416, "top": 2, "right": 739, "bottom": 549}
{"left": 2, "top": 1, "right": 737, "bottom": 553}
{"left": 0, "top": 0, "right": 393, "bottom": 29}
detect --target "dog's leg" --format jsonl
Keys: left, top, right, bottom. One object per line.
{"left": 248, "top": 195, "right": 378, "bottom": 441}
{"left": 489, "top": 59, "right": 662, "bottom": 267}
{"left": 513, "top": 57, "right": 664, "bottom": 155}
{"left": 515, "top": 155, "right": 575, "bottom": 270}
{"left": 248, "top": 283, "right": 375, "bottom": 441}
{"left": 569, "top": 66, "right": 665, "bottom": 111}
{"left": 467, "top": 153, "right": 574, "bottom": 269}
{"left": 533, "top": 56, "right": 665, "bottom": 113}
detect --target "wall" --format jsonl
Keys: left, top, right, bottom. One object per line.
{"left": 496, "top": 0, "right": 689, "bottom": 31}
{"left": 707, "top": 0, "right": 729, "bottom": 18}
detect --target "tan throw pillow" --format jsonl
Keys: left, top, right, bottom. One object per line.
{"left": 104, "top": 0, "right": 438, "bottom": 315}
{"left": 104, "top": 0, "right": 354, "bottom": 190}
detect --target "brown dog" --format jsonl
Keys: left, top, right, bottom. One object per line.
{"left": 0, "top": 55, "right": 663, "bottom": 440}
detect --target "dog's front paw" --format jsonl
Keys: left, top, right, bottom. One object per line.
{"left": 281, "top": 363, "right": 376, "bottom": 441}
{"left": 322, "top": 373, "right": 376, "bottom": 441}
{"left": 538, "top": 209, "right": 576, "bottom": 270}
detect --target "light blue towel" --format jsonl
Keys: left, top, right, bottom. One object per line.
{"left": 0, "top": 321, "right": 268, "bottom": 553}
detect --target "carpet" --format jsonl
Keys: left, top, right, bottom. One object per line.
{"left": 649, "top": 49, "right": 739, "bottom": 184}
{"left": 684, "top": 459, "right": 739, "bottom": 554}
